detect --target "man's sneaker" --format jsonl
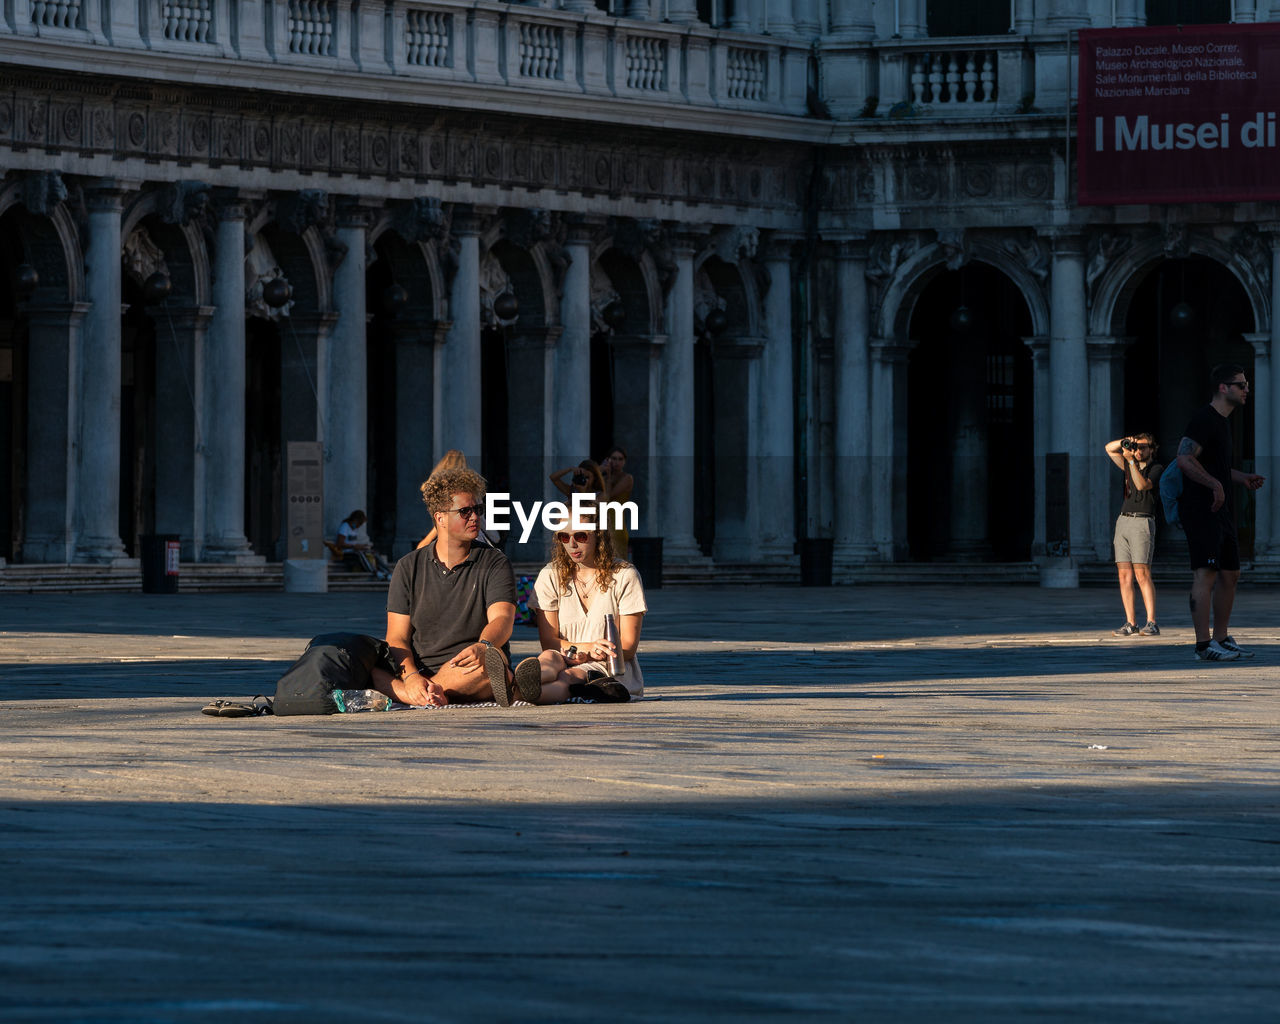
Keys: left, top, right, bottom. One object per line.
{"left": 1139, "top": 621, "right": 1160, "bottom": 636}
{"left": 1220, "top": 635, "right": 1255, "bottom": 659}
{"left": 1113, "top": 622, "right": 1139, "bottom": 636}
{"left": 1195, "top": 640, "right": 1241, "bottom": 662}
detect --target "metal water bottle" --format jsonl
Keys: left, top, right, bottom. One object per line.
{"left": 604, "top": 613, "right": 624, "bottom": 677}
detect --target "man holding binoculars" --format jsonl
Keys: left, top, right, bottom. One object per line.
{"left": 1104, "top": 433, "right": 1163, "bottom": 637}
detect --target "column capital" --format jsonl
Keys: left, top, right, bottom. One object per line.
{"left": 336, "top": 197, "right": 380, "bottom": 229}
{"left": 1022, "top": 334, "right": 1049, "bottom": 357}
{"left": 761, "top": 231, "right": 803, "bottom": 263}
{"left": 1243, "top": 330, "right": 1271, "bottom": 355}
{"left": 83, "top": 181, "right": 133, "bottom": 212}
{"left": 212, "top": 188, "right": 253, "bottom": 222}
{"left": 1086, "top": 334, "right": 1133, "bottom": 361}
{"left": 829, "top": 233, "right": 870, "bottom": 261}
{"left": 450, "top": 205, "right": 483, "bottom": 237}
{"left": 564, "top": 213, "right": 607, "bottom": 247}
{"left": 1039, "top": 228, "right": 1087, "bottom": 257}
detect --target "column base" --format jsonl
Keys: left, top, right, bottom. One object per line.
{"left": 657, "top": 534, "right": 707, "bottom": 564}
{"left": 73, "top": 535, "right": 133, "bottom": 565}
{"left": 755, "top": 539, "right": 797, "bottom": 563}
{"left": 833, "top": 540, "right": 879, "bottom": 565}
{"left": 284, "top": 558, "right": 329, "bottom": 593}
{"left": 1039, "top": 559, "right": 1079, "bottom": 588}
{"left": 202, "top": 540, "right": 265, "bottom": 565}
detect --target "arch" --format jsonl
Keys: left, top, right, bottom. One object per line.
{"left": 368, "top": 212, "right": 446, "bottom": 322}
{"left": 1090, "top": 233, "right": 1268, "bottom": 338}
{"left": 590, "top": 237, "right": 663, "bottom": 336}
{"left": 694, "top": 251, "right": 761, "bottom": 337}
{"left": 255, "top": 223, "right": 331, "bottom": 313}
{"left": 121, "top": 189, "right": 211, "bottom": 307}
{"left": 0, "top": 179, "right": 85, "bottom": 303}
{"left": 876, "top": 239, "right": 1051, "bottom": 342}
{"left": 488, "top": 237, "right": 548, "bottom": 330}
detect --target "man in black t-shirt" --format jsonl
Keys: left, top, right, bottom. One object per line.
{"left": 383, "top": 466, "right": 528, "bottom": 706}
{"left": 1176, "top": 363, "right": 1266, "bottom": 662}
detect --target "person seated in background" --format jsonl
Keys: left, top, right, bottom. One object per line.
{"left": 514, "top": 521, "right": 647, "bottom": 704}
{"left": 334, "top": 509, "right": 392, "bottom": 580}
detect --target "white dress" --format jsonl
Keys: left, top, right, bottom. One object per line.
{"left": 530, "top": 564, "right": 648, "bottom": 696}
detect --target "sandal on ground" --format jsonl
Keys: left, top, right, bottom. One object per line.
{"left": 201, "top": 696, "right": 274, "bottom": 718}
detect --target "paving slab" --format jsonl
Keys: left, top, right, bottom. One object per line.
{"left": 1, "top": 584, "right": 1278, "bottom": 1022}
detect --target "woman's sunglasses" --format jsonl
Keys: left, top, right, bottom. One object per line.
{"left": 555, "top": 532, "right": 591, "bottom": 545}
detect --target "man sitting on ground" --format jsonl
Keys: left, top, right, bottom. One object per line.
{"left": 383, "top": 467, "right": 533, "bottom": 706}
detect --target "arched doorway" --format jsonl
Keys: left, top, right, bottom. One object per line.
{"left": 245, "top": 318, "right": 282, "bottom": 558}
{"left": 907, "top": 262, "right": 1035, "bottom": 560}
{"left": 119, "top": 275, "right": 157, "bottom": 557}
{"left": 1123, "top": 256, "right": 1256, "bottom": 554}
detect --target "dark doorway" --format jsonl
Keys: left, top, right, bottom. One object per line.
{"left": 1123, "top": 256, "right": 1256, "bottom": 554}
{"left": 907, "top": 263, "right": 1035, "bottom": 561}
{"left": 245, "top": 319, "right": 282, "bottom": 558}
{"left": 589, "top": 330, "right": 615, "bottom": 462}
{"left": 120, "top": 277, "right": 157, "bottom": 557}
{"left": 693, "top": 332, "right": 716, "bottom": 556}
{"left": 365, "top": 252, "right": 397, "bottom": 552}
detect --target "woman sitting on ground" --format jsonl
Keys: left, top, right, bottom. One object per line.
{"left": 335, "top": 510, "right": 392, "bottom": 580}
{"left": 516, "top": 523, "right": 647, "bottom": 703}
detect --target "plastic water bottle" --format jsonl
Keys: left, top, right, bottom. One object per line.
{"left": 333, "top": 689, "right": 391, "bottom": 712}
{"left": 604, "top": 613, "right": 624, "bottom": 677}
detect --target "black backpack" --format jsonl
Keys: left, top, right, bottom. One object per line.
{"left": 273, "top": 633, "right": 395, "bottom": 716}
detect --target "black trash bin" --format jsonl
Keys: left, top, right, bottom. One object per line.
{"left": 628, "top": 536, "right": 663, "bottom": 590}
{"left": 799, "top": 538, "right": 834, "bottom": 587}
{"left": 140, "top": 534, "right": 181, "bottom": 594}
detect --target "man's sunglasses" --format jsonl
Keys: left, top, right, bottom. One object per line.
{"left": 447, "top": 504, "right": 483, "bottom": 521}
{"left": 555, "top": 532, "right": 592, "bottom": 544}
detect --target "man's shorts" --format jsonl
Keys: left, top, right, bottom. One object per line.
{"left": 1181, "top": 511, "right": 1241, "bottom": 571}
{"left": 1113, "top": 514, "right": 1156, "bottom": 564}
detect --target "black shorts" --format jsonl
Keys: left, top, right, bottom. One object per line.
{"left": 1182, "top": 512, "right": 1240, "bottom": 571}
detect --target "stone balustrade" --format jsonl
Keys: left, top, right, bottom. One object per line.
{"left": 873, "top": 36, "right": 1034, "bottom": 115}
{"left": 1, "top": 0, "right": 811, "bottom": 117}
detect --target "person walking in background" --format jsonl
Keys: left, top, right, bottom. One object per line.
{"left": 1176, "top": 363, "right": 1266, "bottom": 662}
{"left": 1104, "top": 433, "right": 1163, "bottom": 637}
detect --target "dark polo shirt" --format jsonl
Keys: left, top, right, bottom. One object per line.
{"left": 386, "top": 543, "right": 517, "bottom": 674}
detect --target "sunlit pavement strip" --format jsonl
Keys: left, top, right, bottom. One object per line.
{"left": 1, "top": 584, "right": 1279, "bottom": 1021}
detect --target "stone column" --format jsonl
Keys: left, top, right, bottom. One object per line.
{"left": 74, "top": 183, "right": 131, "bottom": 564}
{"left": 325, "top": 202, "right": 373, "bottom": 539}
{"left": 832, "top": 237, "right": 875, "bottom": 566}
{"left": 155, "top": 305, "right": 214, "bottom": 560}
{"left": 1113, "top": 0, "right": 1143, "bottom": 27}
{"left": 555, "top": 219, "right": 594, "bottom": 465}
{"left": 1047, "top": 0, "right": 1090, "bottom": 29}
{"left": 756, "top": 234, "right": 795, "bottom": 561}
{"left": 1244, "top": 332, "right": 1271, "bottom": 559}
{"left": 1048, "top": 233, "right": 1090, "bottom": 571}
{"left": 506, "top": 325, "right": 561, "bottom": 562}
{"left": 828, "top": 0, "right": 875, "bottom": 36}
{"left": 792, "top": 0, "right": 819, "bottom": 37}
{"left": 712, "top": 336, "right": 762, "bottom": 563}
{"left": 393, "top": 318, "right": 448, "bottom": 556}
{"left": 1023, "top": 335, "right": 1050, "bottom": 558}
{"left": 656, "top": 232, "right": 700, "bottom": 559}
{"left": 1235, "top": 0, "right": 1258, "bottom": 23}
{"left": 281, "top": 311, "right": 337, "bottom": 560}
{"left": 869, "top": 337, "right": 911, "bottom": 560}
{"left": 767, "top": 0, "right": 794, "bottom": 36}
{"left": 898, "top": 0, "right": 926, "bottom": 37}
{"left": 667, "top": 0, "right": 698, "bottom": 24}
{"left": 24, "top": 303, "right": 88, "bottom": 562}
{"left": 441, "top": 208, "right": 482, "bottom": 462}
{"left": 203, "top": 196, "right": 258, "bottom": 562}
{"left": 1087, "top": 336, "right": 1129, "bottom": 562}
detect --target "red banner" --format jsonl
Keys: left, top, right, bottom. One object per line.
{"left": 1078, "top": 23, "right": 1280, "bottom": 205}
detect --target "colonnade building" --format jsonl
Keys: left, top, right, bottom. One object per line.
{"left": 1, "top": 0, "right": 1277, "bottom": 579}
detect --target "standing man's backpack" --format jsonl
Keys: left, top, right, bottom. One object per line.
{"left": 1160, "top": 459, "right": 1183, "bottom": 528}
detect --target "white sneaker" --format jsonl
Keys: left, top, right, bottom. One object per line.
{"left": 1195, "top": 640, "right": 1241, "bottom": 662}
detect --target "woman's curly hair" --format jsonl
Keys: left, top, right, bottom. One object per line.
{"left": 422, "top": 467, "right": 486, "bottom": 516}
{"left": 549, "top": 526, "right": 629, "bottom": 596}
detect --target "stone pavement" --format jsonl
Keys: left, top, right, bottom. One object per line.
{"left": 1, "top": 583, "right": 1279, "bottom": 1022}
